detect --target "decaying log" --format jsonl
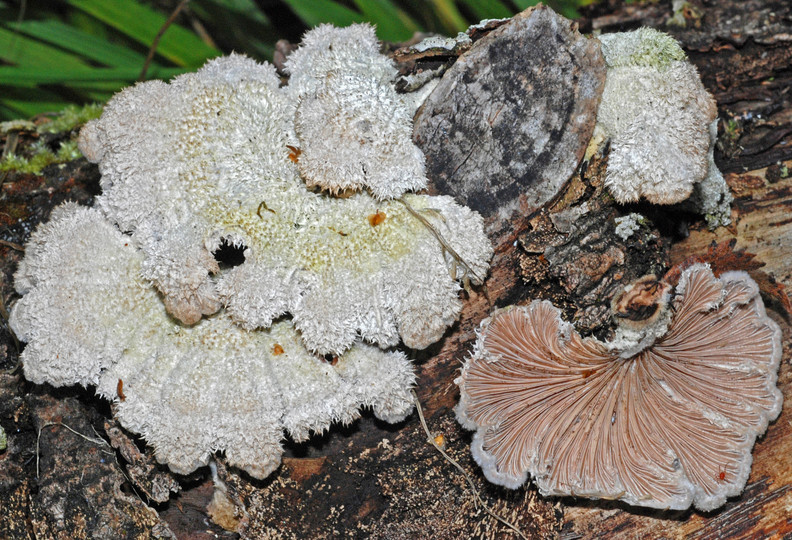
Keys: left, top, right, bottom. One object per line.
{"left": 0, "top": 374, "right": 176, "bottom": 538}
{"left": 1, "top": 1, "right": 791, "bottom": 538}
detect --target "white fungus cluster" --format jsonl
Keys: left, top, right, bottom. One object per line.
{"left": 78, "top": 24, "right": 492, "bottom": 355}
{"left": 595, "top": 28, "right": 732, "bottom": 227}
{"left": 11, "top": 204, "right": 415, "bottom": 478}
{"left": 10, "top": 24, "right": 492, "bottom": 479}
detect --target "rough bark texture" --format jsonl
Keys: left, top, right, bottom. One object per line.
{"left": 1, "top": 1, "right": 792, "bottom": 538}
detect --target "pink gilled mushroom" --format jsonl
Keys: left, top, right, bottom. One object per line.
{"left": 455, "top": 264, "right": 782, "bottom": 511}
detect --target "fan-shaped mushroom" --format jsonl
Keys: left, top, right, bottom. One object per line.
{"left": 456, "top": 264, "right": 782, "bottom": 511}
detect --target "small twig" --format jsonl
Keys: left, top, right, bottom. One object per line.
{"left": 398, "top": 196, "right": 484, "bottom": 285}
{"left": 0, "top": 239, "right": 24, "bottom": 251}
{"left": 138, "top": 0, "right": 191, "bottom": 82}
{"left": 411, "top": 390, "right": 528, "bottom": 540}
{"left": 2, "top": 131, "right": 19, "bottom": 160}
{"left": 36, "top": 422, "right": 113, "bottom": 479}
{"left": 187, "top": 15, "right": 216, "bottom": 49}
{"left": 1, "top": 131, "right": 20, "bottom": 186}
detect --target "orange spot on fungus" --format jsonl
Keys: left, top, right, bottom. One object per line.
{"left": 286, "top": 145, "right": 301, "bottom": 163}
{"left": 368, "top": 210, "right": 386, "bottom": 227}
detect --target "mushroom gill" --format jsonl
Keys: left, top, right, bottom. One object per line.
{"left": 455, "top": 263, "right": 783, "bottom": 511}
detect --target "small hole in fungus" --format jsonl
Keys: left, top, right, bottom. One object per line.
{"left": 213, "top": 239, "right": 246, "bottom": 269}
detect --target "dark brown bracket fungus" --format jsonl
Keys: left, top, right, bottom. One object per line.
{"left": 456, "top": 264, "right": 782, "bottom": 511}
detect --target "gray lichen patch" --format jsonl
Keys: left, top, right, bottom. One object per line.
{"left": 414, "top": 5, "right": 607, "bottom": 235}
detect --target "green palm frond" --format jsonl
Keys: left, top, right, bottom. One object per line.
{"left": 0, "top": 0, "right": 220, "bottom": 119}
{"left": 0, "top": 0, "right": 596, "bottom": 121}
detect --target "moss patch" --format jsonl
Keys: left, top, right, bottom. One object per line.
{"left": 36, "top": 104, "right": 103, "bottom": 134}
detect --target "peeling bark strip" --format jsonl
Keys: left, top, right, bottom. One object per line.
{"left": 414, "top": 6, "right": 606, "bottom": 229}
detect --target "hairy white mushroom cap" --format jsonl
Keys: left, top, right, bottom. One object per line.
{"left": 79, "top": 53, "right": 290, "bottom": 324}
{"left": 10, "top": 204, "right": 415, "bottom": 479}
{"left": 595, "top": 28, "right": 723, "bottom": 207}
{"left": 11, "top": 202, "right": 163, "bottom": 387}
{"left": 293, "top": 72, "right": 427, "bottom": 199}
{"left": 284, "top": 23, "right": 397, "bottom": 97}
{"left": 210, "top": 192, "right": 491, "bottom": 354}
{"left": 285, "top": 24, "right": 427, "bottom": 199}
{"left": 79, "top": 48, "right": 491, "bottom": 355}
{"left": 456, "top": 264, "right": 782, "bottom": 511}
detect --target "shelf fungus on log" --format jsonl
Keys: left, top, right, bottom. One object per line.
{"left": 413, "top": 5, "right": 607, "bottom": 232}
{"left": 285, "top": 24, "right": 428, "bottom": 200}
{"left": 10, "top": 204, "right": 416, "bottom": 479}
{"left": 10, "top": 24, "right": 492, "bottom": 480}
{"left": 593, "top": 27, "right": 732, "bottom": 228}
{"left": 456, "top": 264, "right": 782, "bottom": 511}
{"left": 77, "top": 25, "right": 492, "bottom": 355}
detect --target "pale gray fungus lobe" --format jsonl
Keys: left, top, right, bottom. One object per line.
{"left": 77, "top": 26, "right": 492, "bottom": 355}
{"left": 10, "top": 204, "right": 417, "bottom": 479}
{"left": 285, "top": 24, "right": 428, "bottom": 200}
{"left": 594, "top": 28, "right": 732, "bottom": 227}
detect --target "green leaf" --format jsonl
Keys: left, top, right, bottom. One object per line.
{"left": 194, "top": 0, "right": 269, "bottom": 26}
{"left": 79, "top": 90, "right": 117, "bottom": 103}
{"left": 8, "top": 20, "right": 148, "bottom": 67}
{"left": 549, "top": 0, "right": 585, "bottom": 19}
{"left": 458, "top": 0, "right": 513, "bottom": 21}
{"left": 0, "top": 26, "right": 88, "bottom": 68}
{"left": 281, "top": 0, "right": 364, "bottom": 29}
{"left": 427, "top": 0, "right": 467, "bottom": 33}
{"left": 353, "top": 0, "right": 420, "bottom": 42}
{"left": 0, "top": 66, "right": 186, "bottom": 85}
{"left": 0, "top": 104, "right": 23, "bottom": 121}
{"left": 190, "top": 0, "right": 274, "bottom": 59}
{"left": 512, "top": 0, "right": 540, "bottom": 8}
{"left": 0, "top": 88, "right": 73, "bottom": 118}
{"left": 66, "top": 0, "right": 220, "bottom": 67}
{"left": 513, "top": 0, "right": 587, "bottom": 18}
